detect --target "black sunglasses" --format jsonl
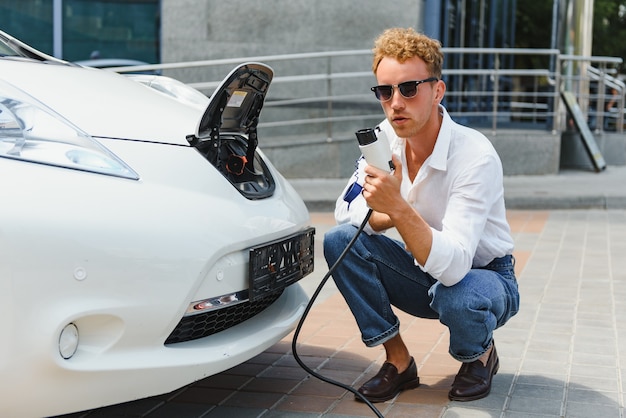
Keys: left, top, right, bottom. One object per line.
{"left": 371, "top": 77, "right": 438, "bottom": 102}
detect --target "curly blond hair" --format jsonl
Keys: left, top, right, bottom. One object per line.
{"left": 372, "top": 28, "right": 443, "bottom": 78}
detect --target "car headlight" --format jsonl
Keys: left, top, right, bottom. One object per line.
{"left": 0, "top": 80, "right": 139, "bottom": 179}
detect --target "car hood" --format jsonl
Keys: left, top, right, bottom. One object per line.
{"left": 1, "top": 59, "right": 201, "bottom": 145}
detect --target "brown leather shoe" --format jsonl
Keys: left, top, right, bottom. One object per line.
{"left": 356, "top": 357, "right": 420, "bottom": 403}
{"left": 448, "top": 343, "right": 499, "bottom": 401}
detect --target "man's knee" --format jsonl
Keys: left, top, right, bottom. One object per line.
{"left": 323, "top": 224, "right": 357, "bottom": 261}
{"left": 430, "top": 270, "right": 505, "bottom": 322}
{"left": 429, "top": 282, "right": 469, "bottom": 315}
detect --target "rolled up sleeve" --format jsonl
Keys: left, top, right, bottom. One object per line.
{"left": 422, "top": 154, "right": 503, "bottom": 286}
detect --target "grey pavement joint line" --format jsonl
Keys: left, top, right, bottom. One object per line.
{"left": 278, "top": 314, "right": 386, "bottom": 416}
{"left": 607, "top": 213, "right": 625, "bottom": 416}
{"left": 257, "top": 351, "right": 298, "bottom": 417}
{"left": 515, "top": 210, "right": 569, "bottom": 417}
{"left": 499, "top": 213, "right": 552, "bottom": 417}
{"left": 416, "top": 322, "right": 449, "bottom": 371}
{"left": 212, "top": 363, "right": 274, "bottom": 417}
{"left": 562, "top": 211, "right": 584, "bottom": 418}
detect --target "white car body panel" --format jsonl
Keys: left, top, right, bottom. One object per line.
{"left": 0, "top": 33, "right": 312, "bottom": 418}
{"left": 2, "top": 59, "right": 198, "bottom": 144}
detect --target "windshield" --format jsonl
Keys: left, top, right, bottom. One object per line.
{"left": 0, "top": 37, "right": 18, "bottom": 57}
{"left": 0, "top": 30, "right": 65, "bottom": 63}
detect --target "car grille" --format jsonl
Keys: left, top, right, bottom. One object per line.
{"left": 164, "top": 290, "right": 283, "bottom": 344}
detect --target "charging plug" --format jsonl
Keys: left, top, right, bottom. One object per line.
{"left": 355, "top": 126, "right": 394, "bottom": 172}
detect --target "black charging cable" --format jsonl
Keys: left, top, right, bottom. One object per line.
{"left": 291, "top": 208, "right": 385, "bottom": 418}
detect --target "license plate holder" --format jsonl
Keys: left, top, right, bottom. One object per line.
{"left": 248, "top": 227, "right": 315, "bottom": 302}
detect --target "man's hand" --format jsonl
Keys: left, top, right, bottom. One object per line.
{"left": 362, "top": 154, "right": 404, "bottom": 215}
{"left": 362, "top": 155, "right": 405, "bottom": 231}
{"left": 362, "top": 154, "right": 433, "bottom": 265}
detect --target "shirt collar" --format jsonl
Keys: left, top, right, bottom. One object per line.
{"left": 427, "top": 105, "right": 452, "bottom": 172}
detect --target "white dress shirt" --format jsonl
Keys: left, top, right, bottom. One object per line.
{"left": 335, "top": 106, "right": 514, "bottom": 287}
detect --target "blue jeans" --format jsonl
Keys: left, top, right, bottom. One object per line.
{"left": 323, "top": 223, "right": 519, "bottom": 362}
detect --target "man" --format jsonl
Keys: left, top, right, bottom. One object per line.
{"left": 323, "top": 28, "right": 519, "bottom": 403}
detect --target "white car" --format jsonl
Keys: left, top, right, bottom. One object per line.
{"left": 0, "top": 30, "right": 313, "bottom": 418}
{"left": 73, "top": 58, "right": 162, "bottom": 75}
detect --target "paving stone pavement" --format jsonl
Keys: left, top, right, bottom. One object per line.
{"left": 57, "top": 206, "right": 626, "bottom": 418}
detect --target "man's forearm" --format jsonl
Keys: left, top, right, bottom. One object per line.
{"left": 388, "top": 204, "right": 433, "bottom": 267}
{"left": 368, "top": 210, "right": 394, "bottom": 232}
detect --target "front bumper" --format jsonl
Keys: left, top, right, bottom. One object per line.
{"left": 0, "top": 285, "right": 307, "bottom": 418}
{"left": 0, "top": 140, "right": 312, "bottom": 417}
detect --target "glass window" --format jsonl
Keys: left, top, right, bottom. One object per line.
{"left": 0, "top": 0, "right": 159, "bottom": 63}
{"left": 63, "top": 0, "right": 160, "bottom": 62}
{"left": 0, "top": 0, "right": 54, "bottom": 54}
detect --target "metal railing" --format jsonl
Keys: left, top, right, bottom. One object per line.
{"left": 111, "top": 48, "right": 625, "bottom": 137}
